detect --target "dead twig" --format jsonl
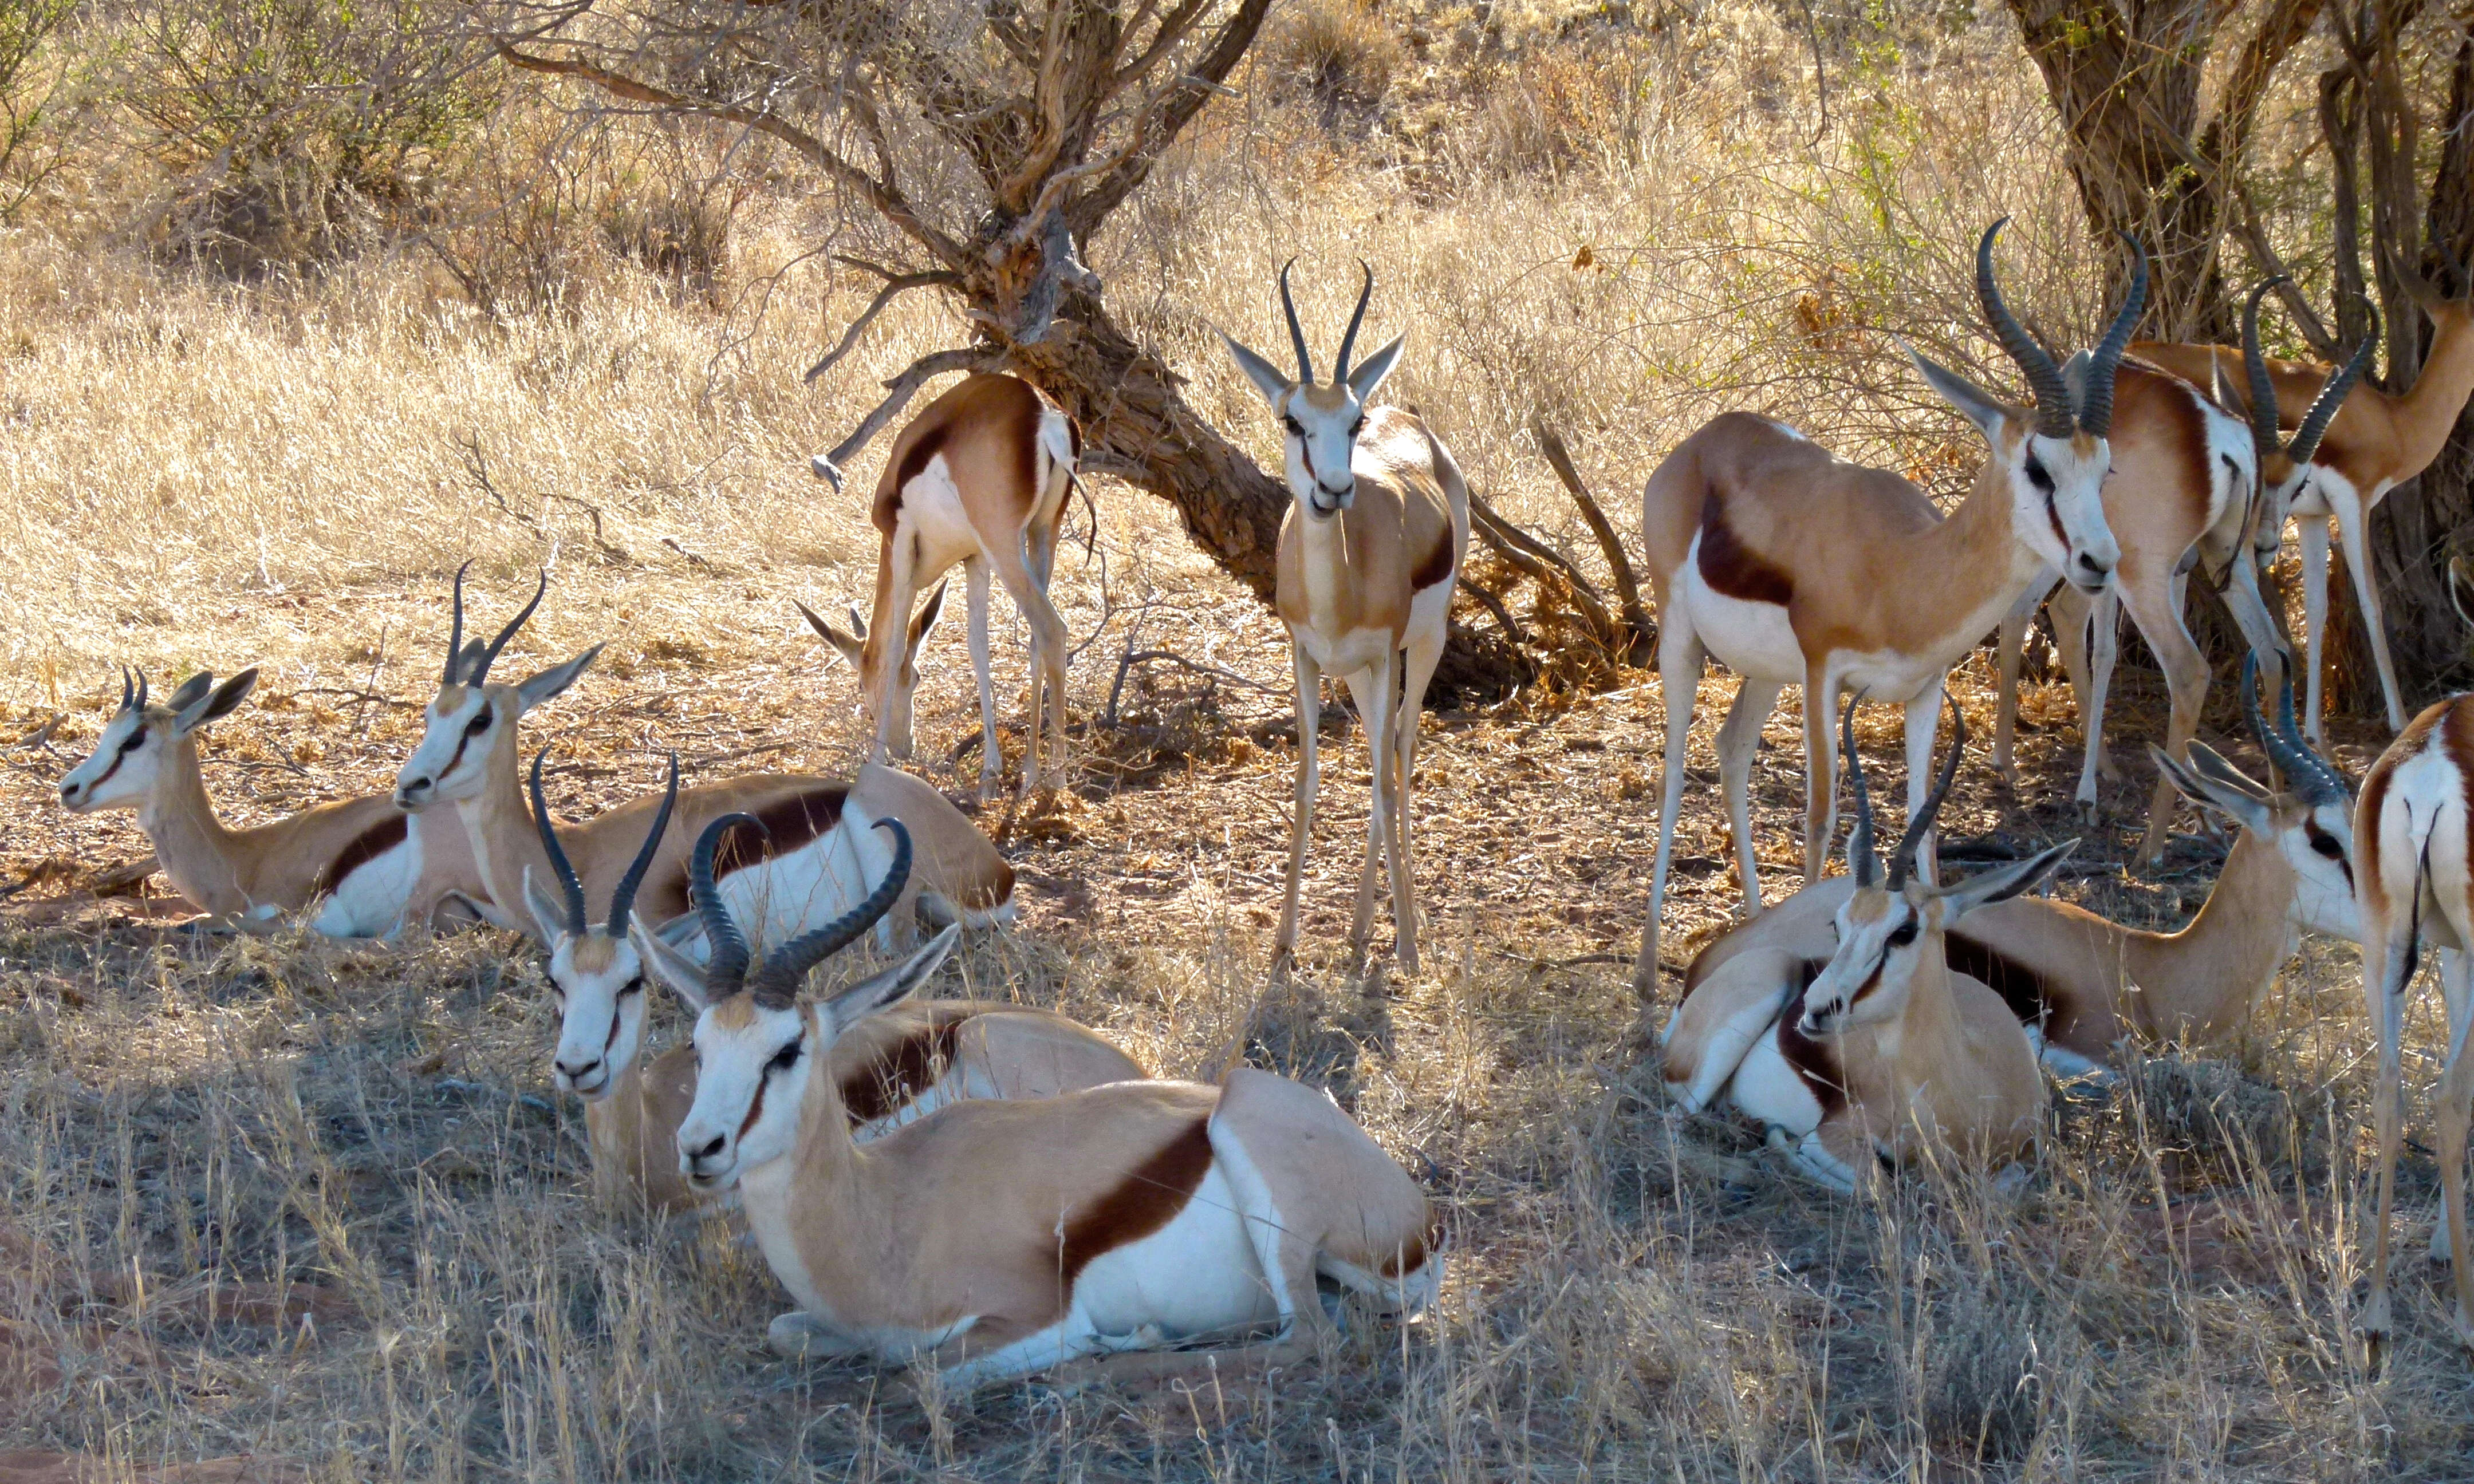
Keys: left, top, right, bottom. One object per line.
{"left": 1534, "top": 419, "right": 1654, "bottom": 663}
{"left": 1103, "top": 649, "right": 1283, "bottom": 728}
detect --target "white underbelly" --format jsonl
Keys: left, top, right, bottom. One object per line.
{"left": 1829, "top": 649, "right": 1952, "bottom": 705}
{"left": 312, "top": 832, "right": 422, "bottom": 937}
{"left": 1725, "top": 1032, "right": 1829, "bottom": 1140}
{"left": 1074, "top": 1165, "right": 1279, "bottom": 1340}
{"left": 1676, "top": 534, "right": 1805, "bottom": 682}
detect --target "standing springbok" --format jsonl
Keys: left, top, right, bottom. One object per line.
{"left": 391, "top": 566, "right": 1017, "bottom": 947}
{"left": 1633, "top": 220, "right": 2142, "bottom": 992}
{"left": 58, "top": 668, "right": 487, "bottom": 936}
{"left": 633, "top": 815, "right": 1441, "bottom": 1389}
{"left": 1685, "top": 663, "right": 2358, "bottom": 1076}
{"left": 2134, "top": 256, "right": 2474, "bottom": 740}
{"left": 803, "top": 374, "right": 1081, "bottom": 800}
{"left": 528, "top": 756, "right": 1143, "bottom": 1214}
{"left": 1220, "top": 261, "right": 1470, "bottom": 976}
{"left": 1660, "top": 697, "right": 2062, "bottom": 1192}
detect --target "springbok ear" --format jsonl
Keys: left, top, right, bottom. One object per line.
{"left": 514, "top": 644, "right": 604, "bottom": 715}
{"left": 521, "top": 866, "right": 574, "bottom": 951}
{"left": 2152, "top": 743, "right": 2272, "bottom": 832}
{"left": 794, "top": 599, "right": 865, "bottom": 668}
{"left": 2207, "top": 354, "right": 2252, "bottom": 423}
{"left": 164, "top": 672, "right": 217, "bottom": 715}
{"left": 1346, "top": 333, "right": 1407, "bottom": 404}
{"left": 821, "top": 923, "right": 959, "bottom": 1034}
{"left": 907, "top": 579, "right": 949, "bottom": 657}
{"left": 1936, "top": 839, "right": 2077, "bottom": 920}
{"left": 1901, "top": 340, "right": 2008, "bottom": 443}
{"left": 648, "top": 908, "right": 702, "bottom": 949}
{"left": 628, "top": 919, "right": 713, "bottom": 1014}
{"left": 1220, "top": 332, "right": 1294, "bottom": 409}
{"left": 174, "top": 668, "right": 259, "bottom": 735}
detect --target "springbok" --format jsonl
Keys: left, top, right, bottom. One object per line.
{"left": 1659, "top": 697, "right": 2062, "bottom": 1192}
{"left": 1686, "top": 663, "right": 2357, "bottom": 1078}
{"left": 58, "top": 668, "right": 487, "bottom": 936}
{"left": 527, "top": 756, "right": 1143, "bottom": 1214}
{"left": 2134, "top": 255, "right": 2474, "bottom": 740}
{"left": 1633, "top": 220, "right": 2143, "bottom": 993}
{"left": 803, "top": 373, "right": 1081, "bottom": 800}
{"left": 391, "top": 565, "right": 1017, "bottom": 947}
{"left": 633, "top": 813, "right": 1441, "bottom": 1389}
{"left": 1220, "top": 261, "right": 1470, "bottom": 976}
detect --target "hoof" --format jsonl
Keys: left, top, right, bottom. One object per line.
{"left": 2073, "top": 798, "right": 2101, "bottom": 826}
{"left": 768, "top": 1311, "right": 846, "bottom": 1361}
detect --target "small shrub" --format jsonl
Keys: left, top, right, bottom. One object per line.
{"left": 1274, "top": 0, "right": 1409, "bottom": 106}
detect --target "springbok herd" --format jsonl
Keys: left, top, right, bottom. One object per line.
{"left": 42, "top": 220, "right": 2474, "bottom": 1379}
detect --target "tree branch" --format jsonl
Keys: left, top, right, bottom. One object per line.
{"left": 804, "top": 261, "right": 962, "bottom": 383}
{"left": 1069, "top": 0, "right": 1268, "bottom": 234}
{"left": 810, "top": 347, "right": 992, "bottom": 490}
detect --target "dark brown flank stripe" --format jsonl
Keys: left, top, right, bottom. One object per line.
{"left": 1378, "top": 1213, "right": 1442, "bottom": 1278}
{"left": 1944, "top": 930, "right": 2057, "bottom": 1031}
{"left": 883, "top": 424, "right": 953, "bottom": 529}
{"left": 839, "top": 1012, "right": 968, "bottom": 1126}
{"left": 1409, "top": 523, "right": 1454, "bottom": 593}
{"left": 2446, "top": 703, "right": 2474, "bottom": 881}
{"left": 2357, "top": 746, "right": 2401, "bottom": 919}
{"left": 1696, "top": 489, "right": 1795, "bottom": 606}
{"left": 318, "top": 814, "right": 409, "bottom": 893}
{"left": 708, "top": 787, "right": 852, "bottom": 881}
{"left": 1774, "top": 958, "right": 1847, "bottom": 1118}
{"left": 1057, "top": 1118, "right": 1215, "bottom": 1285}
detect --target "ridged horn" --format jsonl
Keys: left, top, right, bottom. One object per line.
{"left": 2274, "top": 656, "right": 2350, "bottom": 803}
{"left": 689, "top": 812, "right": 761, "bottom": 994}
{"left": 1842, "top": 692, "right": 1881, "bottom": 888}
{"left": 527, "top": 746, "right": 588, "bottom": 939}
{"left": 118, "top": 666, "right": 135, "bottom": 713}
{"left": 605, "top": 753, "right": 678, "bottom": 937}
{"left": 445, "top": 560, "right": 471, "bottom": 685}
{"left": 468, "top": 570, "right": 547, "bottom": 687}
{"left": 1887, "top": 694, "right": 1965, "bottom": 890}
{"left": 1976, "top": 219, "right": 2075, "bottom": 439}
{"left": 132, "top": 668, "right": 149, "bottom": 713}
{"left": 2290, "top": 304, "right": 2378, "bottom": 467}
{"left": 2076, "top": 231, "right": 2149, "bottom": 437}
{"left": 2240, "top": 277, "right": 2287, "bottom": 459}
{"left": 1278, "top": 258, "right": 1314, "bottom": 384}
{"left": 745, "top": 819, "right": 913, "bottom": 1009}
{"left": 1334, "top": 261, "right": 1374, "bottom": 382}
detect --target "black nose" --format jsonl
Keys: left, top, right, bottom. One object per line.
{"left": 2077, "top": 554, "right": 2109, "bottom": 576}
{"left": 58, "top": 783, "right": 74, "bottom": 801}
{"left": 692, "top": 1135, "right": 724, "bottom": 1162}
{"left": 556, "top": 1057, "right": 601, "bottom": 1082}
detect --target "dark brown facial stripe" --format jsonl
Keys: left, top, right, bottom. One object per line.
{"left": 1697, "top": 490, "right": 1794, "bottom": 606}
{"left": 1057, "top": 1118, "right": 1215, "bottom": 1286}
{"left": 1775, "top": 958, "right": 1846, "bottom": 1118}
{"left": 1943, "top": 930, "right": 2055, "bottom": 1031}
{"left": 708, "top": 787, "right": 853, "bottom": 881}
{"left": 840, "top": 1012, "right": 967, "bottom": 1126}
{"left": 1409, "top": 524, "right": 1453, "bottom": 593}
{"left": 319, "top": 814, "right": 409, "bottom": 894}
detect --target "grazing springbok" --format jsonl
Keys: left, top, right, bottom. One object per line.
{"left": 1660, "top": 697, "right": 2061, "bottom": 1192}
{"left": 58, "top": 668, "right": 487, "bottom": 936}
{"left": 804, "top": 373, "right": 1081, "bottom": 800}
{"left": 2134, "top": 255, "right": 2474, "bottom": 740}
{"left": 2352, "top": 693, "right": 2474, "bottom": 1355}
{"left": 1220, "top": 261, "right": 1470, "bottom": 976}
{"left": 633, "top": 814, "right": 1441, "bottom": 1390}
{"left": 391, "top": 565, "right": 1017, "bottom": 947}
{"left": 528, "top": 756, "right": 1143, "bottom": 1214}
{"left": 1685, "top": 663, "right": 2357, "bottom": 1077}
{"left": 1633, "top": 220, "right": 2143, "bottom": 992}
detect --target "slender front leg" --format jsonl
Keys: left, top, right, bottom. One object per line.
{"left": 1342, "top": 654, "right": 1400, "bottom": 980}
{"left": 2333, "top": 489, "right": 2409, "bottom": 733}
{"left": 1901, "top": 678, "right": 1944, "bottom": 884}
{"left": 1802, "top": 665, "right": 1841, "bottom": 885}
{"left": 1715, "top": 679, "right": 1783, "bottom": 910}
{"left": 2299, "top": 518, "right": 2331, "bottom": 746}
{"left": 2216, "top": 547, "right": 2294, "bottom": 709}
{"left": 965, "top": 557, "right": 1001, "bottom": 799}
{"left": 1275, "top": 643, "right": 1323, "bottom": 974}
{"left": 1991, "top": 575, "right": 2053, "bottom": 779}
{"left": 1637, "top": 619, "right": 1707, "bottom": 1000}
{"left": 2123, "top": 571, "right": 2207, "bottom": 867}
{"left": 2435, "top": 948, "right": 2474, "bottom": 1268}
{"left": 2361, "top": 923, "right": 2418, "bottom": 1357}
{"left": 873, "top": 538, "right": 920, "bottom": 766}
{"left": 1394, "top": 624, "right": 1449, "bottom": 978}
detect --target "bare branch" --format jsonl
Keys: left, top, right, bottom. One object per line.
{"left": 810, "top": 348, "right": 992, "bottom": 490}
{"left": 1069, "top": 0, "right": 1270, "bottom": 234}
{"left": 805, "top": 262, "right": 962, "bottom": 383}
{"left": 1534, "top": 420, "right": 1653, "bottom": 659}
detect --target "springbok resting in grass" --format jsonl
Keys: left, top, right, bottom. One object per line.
{"left": 805, "top": 373, "right": 1082, "bottom": 801}
{"left": 1684, "top": 662, "right": 2358, "bottom": 1078}
{"left": 58, "top": 667, "right": 487, "bottom": 937}
{"left": 2134, "top": 253, "right": 2474, "bottom": 741}
{"left": 1219, "top": 261, "right": 1470, "bottom": 976}
{"left": 1632, "top": 220, "right": 2143, "bottom": 993}
{"left": 633, "top": 814, "right": 1441, "bottom": 1389}
{"left": 527, "top": 756, "right": 1143, "bottom": 1215}
{"left": 390, "top": 565, "right": 1016, "bottom": 948}
{"left": 1660, "top": 696, "right": 2062, "bottom": 1193}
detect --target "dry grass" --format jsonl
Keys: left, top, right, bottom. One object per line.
{"left": 0, "top": 2, "right": 2465, "bottom": 1478}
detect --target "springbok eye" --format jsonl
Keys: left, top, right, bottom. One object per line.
{"left": 1282, "top": 415, "right": 1303, "bottom": 436}
{"left": 1886, "top": 919, "right": 1920, "bottom": 948}
{"left": 464, "top": 711, "right": 491, "bottom": 738}
{"left": 620, "top": 977, "right": 644, "bottom": 997}
{"left": 2307, "top": 828, "right": 2345, "bottom": 860}
{"left": 117, "top": 732, "right": 145, "bottom": 757}
{"left": 2023, "top": 456, "right": 2055, "bottom": 494}
{"left": 766, "top": 1041, "right": 802, "bottom": 1075}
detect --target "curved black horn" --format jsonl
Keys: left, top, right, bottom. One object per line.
{"left": 746, "top": 819, "right": 914, "bottom": 1009}
{"left": 132, "top": 668, "right": 149, "bottom": 713}
{"left": 1334, "top": 260, "right": 1374, "bottom": 382}
{"left": 2274, "top": 654, "right": 2351, "bottom": 803}
{"left": 1976, "top": 219, "right": 2076, "bottom": 439}
{"left": 468, "top": 569, "right": 547, "bottom": 687}
{"left": 118, "top": 666, "right": 135, "bottom": 713}
{"left": 2077, "top": 231, "right": 2149, "bottom": 437}
{"left": 445, "top": 559, "right": 472, "bottom": 685}
{"left": 528, "top": 747, "right": 588, "bottom": 939}
{"left": 2240, "top": 277, "right": 2288, "bottom": 459}
{"left": 1277, "top": 258, "right": 1314, "bottom": 384}
{"left": 1887, "top": 694, "right": 1966, "bottom": 890}
{"left": 2290, "top": 303, "right": 2378, "bottom": 466}
{"left": 690, "top": 813, "right": 761, "bottom": 994}
{"left": 1842, "top": 692, "right": 1881, "bottom": 887}
{"left": 605, "top": 752, "right": 679, "bottom": 937}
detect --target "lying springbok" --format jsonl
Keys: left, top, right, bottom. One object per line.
{"left": 527, "top": 756, "right": 1141, "bottom": 1214}
{"left": 1633, "top": 220, "right": 2142, "bottom": 992}
{"left": 59, "top": 668, "right": 487, "bottom": 936}
{"left": 1686, "top": 663, "right": 2357, "bottom": 1076}
{"left": 391, "top": 565, "right": 1016, "bottom": 946}
{"left": 1220, "top": 261, "right": 1470, "bottom": 976}
{"left": 635, "top": 814, "right": 1441, "bottom": 1389}
{"left": 2135, "top": 254, "right": 2474, "bottom": 740}
{"left": 1660, "top": 697, "right": 2061, "bottom": 1192}
{"left": 805, "top": 373, "right": 1081, "bottom": 800}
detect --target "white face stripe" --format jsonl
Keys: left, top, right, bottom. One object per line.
{"left": 1280, "top": 385, "right": 1369, "bottom": 516}
{"left": 395, "top": 688, "right": 499, "bottom": 808}
{"left": 677, "top": 998, "right": 816, "bottom": 1189}
{"left": 547, "top": 932, "right": 651, "bottom": 1099}
{"left": 2014, "top": 431, "right": 2120, "bottom": 592}
{"left": 59, "top": 709, "right": 160, "bottom": 812}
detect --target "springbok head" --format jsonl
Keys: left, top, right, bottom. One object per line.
{"left": 525, "top": 748, "right": 679, "bottom": 1098}
{"left": 1220, "top": 259, "right": 1407, "bottom": 519}
{"left": 637, "top": 812, "right": 956, "bottom": 1189}
{"left": 395, "top": 563, "right": 602, "bottom": 811}
{"left": 1904, "top": 219, "right": 2144, "bottom": 596}
{"left": 1798, "top": 694, "right": 2075, "bottom": 1038}
{"left": 60, "top": 667, "right": 258, "bottom": 814}
{"left": 2233, "top": 278, "right": 2379, "bottom": 563}
{"left": 795, "top": 583, "right": 948, "bottom": 762}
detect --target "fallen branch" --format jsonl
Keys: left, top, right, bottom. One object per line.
{"left": 1103, "top": 648, "right": 1282, "bottom": 727}
{"left": 1534, "top": 419, "right": 1653, "bottom": 662}
{"left": 810, "top": 347, "right": 994, "bottom": 491}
